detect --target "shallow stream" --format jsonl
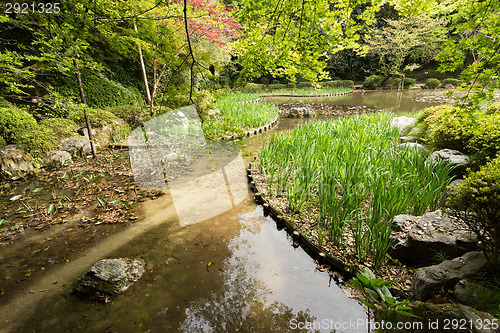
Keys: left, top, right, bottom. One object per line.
{"left": 1, "top": 91, "right": 440, "bottom": 333}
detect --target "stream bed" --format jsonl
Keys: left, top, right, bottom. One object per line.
{"left": 1, "top": 91, "right": 441, "bottom": 333}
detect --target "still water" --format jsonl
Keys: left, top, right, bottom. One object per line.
{"left": 3, "top": 91, "right": 437, "bottom": 333}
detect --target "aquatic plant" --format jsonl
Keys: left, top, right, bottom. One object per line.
{"left": 258, "top": 112, "right": 452, "bottom": 267}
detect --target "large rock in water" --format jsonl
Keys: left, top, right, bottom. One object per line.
{"left": 287, "top": 106, "right": 316, "bottom": 118}
{"left": 410, "top": 251, "right": 488, "bottom": 301}
{"left": 390, "top": 210, "right": 477, "bottom": 264}
{"left": 73, "top": 258, "right": 145, "bottom": 302}
{"left": 390, "top": 116, "right": 416, "bottom": 134}
{"left": 0, "top": 144, "right": 35, "bottom": 178}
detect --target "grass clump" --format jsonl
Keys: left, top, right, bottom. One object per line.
{"left": 425, "top": 78, "right": 441, "bottom": 89}
{"left": 258, "top": 112, "right": 452, "bottom": 267}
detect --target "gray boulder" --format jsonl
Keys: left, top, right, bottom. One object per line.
{"left": 73, "top": 258, "right": 145, "bottom": 302}
{"left": 42, "top": 150, "right": 72, "bottom": 167}
{"left": 390, "top": 116, "right": 416, "bottom": 134}
{"left": 395, "top": 142, "right": 427, "bottom": 153}
{"left": 0, "top": 144, "right": 34, "bottom": 178}
{"left": 410, "top": 251, "right": 488, "bottom": 301}
{"left": 287, "top": 106, "right": 316, "bottom": 118}
{"left": 390, "top": 210, "right": 477, "bottom": 264}
{"left": 429, "top": 149, "right": 470, "bottom": 177}
{"left": 60, "top": 137, "right": 91, "bottom": 155}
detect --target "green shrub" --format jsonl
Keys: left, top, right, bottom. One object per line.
{"left": 339, "top": 80, "right": 354, "bottom": 88}
{"left": 0, "top": 107, "right": 38, "bottom": 143}
{"left": 447, "top": 156, "right": 500, "bottom": 274}
{"left": 68, "top": 106, "right": 119, "bottom": 127}
{"left": 424, "top": 105, "right": 474, "bottom": 150}
{"left": 425, "top": 78, "right": 441, "bottom": 89}
{"left": 297, "top": 82, "right": 313, "bottom": 88}
{"left": 244, "top": 83, "right": 266, "bottom": 92}
{"left": 107, "top": 105, "right": 148, "bottom": 127}
{"left": 442, "top": 78, "right": 462, "bottom": 87}
{"left": 18, "top": 125, "right": 59, "bottom": 158}
{"left": 382, "top": 77, "right": 395, "bottom": 89}
{"left": 0, "top": 136, "right": 5, "bottom": 148}
{"left": 485, "top": 103, "right": 500, "bottom": 115}
{"left": 39, "top": 118, "right": 79, "bottom": 139}
{"left": 468, "top": 113, "right": 500, "bottom": 162}
{"left": 363, "top": 75, "right": 382, "bottom": 90}
{"left": 268, "top": 83, "right": 287, "bottom": 90}
{"left": 259, "top": 77, "right": 270, "bottom": 85}
{"left": 286, "top": 82, "right": 296, "bottom": 89}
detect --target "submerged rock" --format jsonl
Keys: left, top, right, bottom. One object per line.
{"left": 390, "top": 210, "right": 477, "bottom": 264}
{"left": 73, "top": 258, "right": 145, "bottom": 302}
{"left": 393, "top": 302, "right": 498, "bottom": 333}
{"left": 410, "top": 251, "right": 488, "bottom": 301}
{"left": 0, "top": 144, "right": 35, "bottom": 178}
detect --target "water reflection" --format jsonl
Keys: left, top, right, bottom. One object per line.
{"left": 179, "top": 206, "right": 367, "bottom": 333}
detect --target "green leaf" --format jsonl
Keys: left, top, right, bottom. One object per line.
{"left": 0, "top": 219, "right": 5, "bottom": 228}
{"left": 60, "top": 172, "right": 69, "bottom": 179}
{"left": 395, "top": 310, "right": 421, "bottom": 319}
{"left": 11, "top": 176, "right": 21, "bottom": 180}
{"left": 97, "top": 197, "right": 107, "bottom": 206}
{"left": 110, "top": 198, "right": 121, "bottom": 204}
{"left": 47, "top": 204, "right": 55, "bottom": 214}
{"left": 10, "top": 194, "right": 23, "bottom": 201}
{"left": 4, "top": 183, "right": 11, "bottom": 188}
{"left": 32, "top": 187, "right": 44, "bottom": 193}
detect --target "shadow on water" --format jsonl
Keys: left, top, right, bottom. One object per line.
{"left": 3, "top": 91, "right": 441, "bottom": 332}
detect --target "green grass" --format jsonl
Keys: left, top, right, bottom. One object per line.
{"left": 258, "top": 111, "right": 452, "bottom": 267}
{"left": 202, "top": 93, "right": 279, "bottom": 140}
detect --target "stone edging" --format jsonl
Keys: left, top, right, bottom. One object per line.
{"left": 247, "top": 161, "right": 355, "bottom": 277}
{"left": 222, "top": 115, "right": 279, "bottom": 141}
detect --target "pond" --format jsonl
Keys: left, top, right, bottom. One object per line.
{"left": 1, "top": 90, "right": 439, "bottom": 333}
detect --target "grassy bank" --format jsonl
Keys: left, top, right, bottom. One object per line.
{"left": 257, "top": 112, "right": 452, "bottom": 267}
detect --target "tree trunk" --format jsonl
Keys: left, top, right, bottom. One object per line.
{"left": 134, "top": 23, "right": 153, "bottom": 112}
{"left": 73, "top": 58, "right": 97, "bottom": 159}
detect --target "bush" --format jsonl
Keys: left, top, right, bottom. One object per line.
{"left": 393, "top": 77, "right": 415, "bottom": 89}
{"left": 243, "top": 83, "right": 266, "bottom": 92}
{"left": 259, "top": 77, "right": 270, "bottom": 85}
{"left": 18, "top": 125, "right": 59, "bottom": 158}
{"left": 297, "top": 82, "right": 313, "bottom": 88}
{"left": 268, "top": 83, "right": 287, "bottom": 90}
{"left": 286, "top": 82, "right": 296, "bottom": 89}
{"left": 39, "top": 118, "right": 79, "bottom": 139}
{"left": 363, "top": 75, "right": 382, "bottom": 90}
{"left": 425, "top": 78, "right": 441, "bottom": 89}
{"left": 424, "top": 105, "right": 474, "bottom": 150}
{"left": 68, "top": 106, "right": 120, "bottom": 127}
{"left": 467, "top": 113, "right": 500, "bottom": 163}
{"left": 0, "top": 107, "right": 38, "bottom": 143}
{"left": 447, "top": 156, "right": 500, "bottom": 274}
{"left": 0, "top": 136, "right": 5, "bottom": 148}
{"left": 442, "top": 78, "right": 462, "bottom": 87}
{"left": 339, "top": 80, "right": 354, "bottom": 88}
{"left": 485, "top": 103, "right": 500, "bottom": 116}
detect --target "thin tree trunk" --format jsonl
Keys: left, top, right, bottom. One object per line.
{"left": 134, "top": 23, "right": 153, "bottom": 112}
{"left": 73, "top": 58, "right": 97, "bottom": 159}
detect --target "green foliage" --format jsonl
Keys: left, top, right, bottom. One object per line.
{"left": 286, "top": 82, "right": 296, "bottom": 89}
{"left": 39, "top": 118, "right": 79, "bottom": 140}
{"left": 394, "top": 77, "right": 416, "bottom": 89}
{"left": 243, "top": 83, "right": 267, "bottom": 92}
{"left": 447, "top": 156, "right": 500, "bottom": 275}
{"left": 442, "top": 78, "right": 461, "bottom": 87}
{"left": 68, "top": 106, "right": 119, "bottom": 128}
{"left": 0, "top": 50, "right": 36, "bottom": 95}
{"left": 0, "top": 136, "right": 5, "bottom": 148}
{"left": 268, "top": 83, "right": 287, "bottom": 90}
{"left": 259, "top": 112, "right": 451, "bottom": 266}
{"left": 467, "top": 112, "right": 500, "bottom": 165}
{"left": 349, "top": 267, "right": 420, "bottom": 322}
{"left": 107, "top": 105, "right": 150, "bottom": 127}
{"left": 0, "top": 107, "right": 38, "bottom": 143}
{"left": 18, "top": 125, "right": 59, "bottom": 158}
{"left": 425, "top": 78, "right": 441, "bottom": 89}
{"left": 297, "top": 82, "right": 314, "bottom": 89}
{"left": 363, "top": 75, "right": 383, "bottom": 90}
